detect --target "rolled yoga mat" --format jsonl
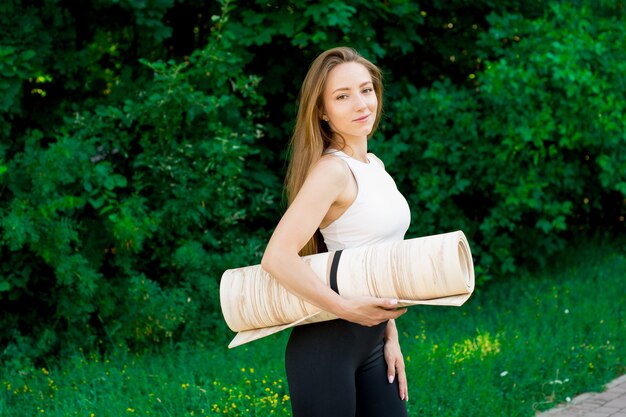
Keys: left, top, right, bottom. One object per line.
{"left": 220, "top": 230, "right": 474, "bottom": 348}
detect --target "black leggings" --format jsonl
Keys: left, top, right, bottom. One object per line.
{"left": 285, "top": 319, "right": 409, "bottom": 417}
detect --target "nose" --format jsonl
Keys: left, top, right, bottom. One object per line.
{"left": 354, "top": 93, "right": 367, "bottom": 110}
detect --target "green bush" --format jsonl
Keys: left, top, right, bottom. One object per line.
{"left": 476, "top": 2, "right": 626, "bottom": 266}
{"left": 0, "top": 0, "right": 624, "bottom": 364}
{"left": 376, "top": 1, "right": 626, "bottom": 280}
{"left": 0, "top": 3, "right": 277, "bottom": 364}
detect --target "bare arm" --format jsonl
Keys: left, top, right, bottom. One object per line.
{"left": 384, "top": 319, "right": 409, "bottom": 400}
{"left": 261, "top": 156, "right": 406, "bottom": 326}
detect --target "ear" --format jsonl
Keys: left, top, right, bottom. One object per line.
{"left": 318, "top": 107, "right": 329, "bottom": 122}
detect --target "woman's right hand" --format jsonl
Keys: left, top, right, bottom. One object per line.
{"left": 336, "top": 296, "right": 407, "bottom": 327}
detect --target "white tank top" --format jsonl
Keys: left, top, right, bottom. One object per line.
{"left": 320, "top": 150, "right": 411, "bottom": 251}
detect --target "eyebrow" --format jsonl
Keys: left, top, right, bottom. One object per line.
{"left": 331, "top": 81, "right": 373, "bottom": 95}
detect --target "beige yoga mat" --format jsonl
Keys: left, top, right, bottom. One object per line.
{"left": 220, "top": 230, "right": 475, "bottom": 348}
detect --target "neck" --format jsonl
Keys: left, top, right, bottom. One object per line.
{"left": 339, "top": 136, "right": 368, "bottom": 163}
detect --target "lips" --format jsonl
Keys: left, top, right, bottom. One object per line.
{"left": 353, "top": 114, "right": 371, "bottom": 122}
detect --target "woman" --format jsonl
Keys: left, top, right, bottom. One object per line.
{"left": 261, "top": 47, "right": 410, "bottom": 417}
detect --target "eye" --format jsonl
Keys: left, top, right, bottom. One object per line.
{"left": 336, "top": 94, "right": 348, "bottom": 100}
{"left": 362, "top": 87, "right": 374, "bottom": 94}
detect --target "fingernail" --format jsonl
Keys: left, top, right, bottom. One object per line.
{"left": 388, "top": 375, "right": 394, "bottom": 383}
{"left": 390, "top": 299, "right": 398, "bottom": 305}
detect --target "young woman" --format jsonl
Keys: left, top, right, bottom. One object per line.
{"left": 261, "top": 47, "right": 410, "bottom": 417}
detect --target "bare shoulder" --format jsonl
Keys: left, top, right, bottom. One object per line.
{"left": 368, "top": 152, "right": 386, "bottom": 169}
{"left": 308, "top": 154, "right": 351, "bottom": 185}
{"left": 290, "top": 153, "right": 352, "bottom": 211}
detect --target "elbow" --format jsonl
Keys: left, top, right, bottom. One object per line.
{"left": 261, "top": 247, "right": 278, "bottom": 276}
{"left": 261, "top": 241, "right": 299, "bottom": 276}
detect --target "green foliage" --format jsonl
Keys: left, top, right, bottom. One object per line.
{"left": 0, "top": 1, "right": 278, "bottom": 363}
{"left": 376, "top": 1, "right": 626, "bottom": 279}
{"left": 0, "top": 0, "right": 624, "bottom": 363}
{"left": 476, "top": 1, "right": 626, "bottom": 270}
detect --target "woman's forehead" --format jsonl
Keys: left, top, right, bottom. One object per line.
{"left": 325, "top": 62, "right": 372, "bottom": 93}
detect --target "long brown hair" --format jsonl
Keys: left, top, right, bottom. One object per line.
{"left": 285, "top": 47, "right": 384, "bottom": 255}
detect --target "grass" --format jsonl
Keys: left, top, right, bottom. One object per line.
{"left": 1, "top": 240, "right": 624, "bottom": 416}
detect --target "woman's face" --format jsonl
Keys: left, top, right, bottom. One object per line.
{"left": 321, "top": 62, "right": 378, "bottom": 143}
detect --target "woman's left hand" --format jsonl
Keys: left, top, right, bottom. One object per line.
{"left": 384, "top": 335, "right": 408, "bottom": 401}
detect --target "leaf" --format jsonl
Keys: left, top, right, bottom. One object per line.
{"left": 19, "top": 49, "right": 36, "bottom": 61}
{"left": 0, "top": 279, "right": 11, "bottom": 292}
{"left": 88, "top": 197, "right": 105, "bottom": 209}
{"left": 536, "top": 218, "right": 552, "bottom": 233}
